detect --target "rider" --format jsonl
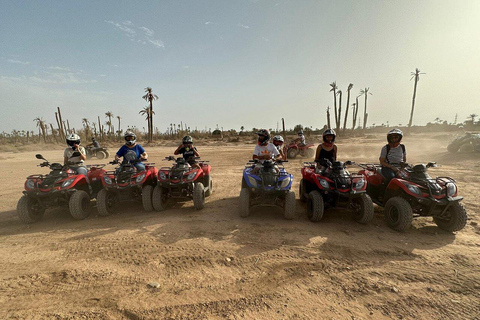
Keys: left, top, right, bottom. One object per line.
{"left": 293, "top": 130, "right": 306, "bottom": 147}
{"left": 86, "top": 137, "right": 101, "bottom": 149}
{"left": 253, "top": 129, "right": 281, "bottom": 173}
{"left": 315, "top": 129, "right": 337, "bottom": 171}
{"left": 379, "top": 128, "right": 406, "bottom": 183}
{"left": 63, "top": 133, "right": 88, "bottom": 177}
{"left": 115, "top": 131, "right": 148, "bottom": 171}
{"left": 272, "top": 135, "right": 286, "bottom": 160}
{"left": 174, "top": 135, "right": 200, "bottom": 168}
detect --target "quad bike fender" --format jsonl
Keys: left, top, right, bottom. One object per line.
{"left": 305, "top": 144, "right": 315, "bottom": 149}
{"left": 359, "top": 169, "right": 383, "bottom": 186}
{"left": 287, "top": 144, "right": 298, "bottom": 150}
{"left": 201, "top": 164, "right": 212, "bottom": 175}
{"left": 87, "top": 168, "right": 106, "bottom": 183}
{"left": 387, "top": 179, "right": 424, "bottom": 198}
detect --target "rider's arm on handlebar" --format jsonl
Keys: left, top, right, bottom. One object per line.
{"left": 141, "top": 152, "right": 148, "bottom": 161}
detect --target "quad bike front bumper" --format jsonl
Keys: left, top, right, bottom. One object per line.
{"left": 412, "top": 195, "right": 463, "bottom": 216}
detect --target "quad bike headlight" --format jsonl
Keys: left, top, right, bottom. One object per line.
{"left": 135, "top": 173, "right": 146, "bottom": 184}
{"left": 26, "top": 179, "right": 35, "bottom": 190}
{"left": 406, "top": 184, "right": 422, "bottom": 195}
{"left": 159, "top": 172, "right": 167, "bottom": 180}
{"left": 247, "top": 176, "right": 258, "bottom": 188}
{"left": 355, "top": 179, "right": 365, "bottom": 190}
{"left": 318, "top": 178, "right": 330, "bottom": 189}
{"left": 280, "top": 176, "right": 291, "bottom": 189}
{"left": 61, "top": 178, "right": 76, "bottom": 189}
{"left": 446, "top": 183, "right": 457, "bottom": 197}
{"left": 103, "top": 176, "right": 113, "bottom": 184}
{"left": 187, "top": 172, "right": 197, "bottom": 181}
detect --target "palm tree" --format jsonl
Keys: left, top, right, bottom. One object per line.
{"left": 336, "top": 90, "right": 342, "bottom": 133}
{"left": 105, "top": 111, "right": 113, "bottom": 134}
{"left": 139, "top": 106, "right": 155, "bottom": 137}
{"left": 142, "top": 87, "right": 159, "bottom": 142}
{"left": 329, "top": 82, "right": 338, "bottom": 129}
{"left": 359, "top": 88, "right": 372, "bottom": 133}
{"left": 343, "top": 83, "right": 354, "bottom": 134}
{"left": 82, "top": 118, "right": 90, "bottom": 140}
{"left": 326, "top": 106, "right": 331, "bottom": 129}
{"left": 33, "top": 117, "right": 47, "bottom": 143}
{"left": 468, "top": 114, "right": 478, "bottom": 123}
{"left": 407, "top": 68, "right": 426, "bottom": 130}
{"left": 351, "top": 102, "right": 357, "bottom": 131}
{"left": 117, "top": 116, "right": 122, "bottom": 136}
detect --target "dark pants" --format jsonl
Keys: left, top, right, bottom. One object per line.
{"left": 381, "top": 167, "right": 396, "bottom": 183}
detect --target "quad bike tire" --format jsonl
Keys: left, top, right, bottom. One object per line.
{"left": 96, "top": 189, "right": 116, "bottom": 216}
{"left": 306, "top": 148, "right": 315, "bottom": 158}
{"left": 384, "top": 196, "right": 413, "bottom": 232}
{"left": 351, "top": 194, "right": 374, "bottom": 224}
{"left": 204, "top": 175, "right": 213, "bottom": 197}
{"left": 307, "top": 190, "right": 324, "bottom": 222}
{"left": 433, "top": 202, "right": 467, "bottom": 232}
{"left": 69, "top": 190, "right": 91, "bottom": 220}
{"left": 105, "top": 151, "right": 110, "bottom": 158}
{"left": 96, "top": 151, "right": 107, "bottom": 160}
{"left": 284, "top": 191, "right": 296, "bottom": 220}
{"left": 193, "top": 182, "right": 205, "bottom": 210}
{"left": 287, "top": 148, "right": 297, "bottom": 159}
{"left": 17, "top": 195, "right": 45, "bottom": 224}
{"left": 299, "top": 179, "right": 308, "bottom": 203}
{"left": 241, "top": 178, "right": 248, "bottom": 189}
{"left": 142, "top": 185, "right": 154, "bottom": 212}
{"left": 447, "top": 143, "right": 460, "bottom": 153}
{"left": 152, "top": 185, "right": 168, "bottom": 211}
{"left": 239, "top": 188, "right": 251, "bottom": 218}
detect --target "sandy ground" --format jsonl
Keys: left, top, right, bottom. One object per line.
{"left": 0, "top": 135, "right": 479, "bottom": 319}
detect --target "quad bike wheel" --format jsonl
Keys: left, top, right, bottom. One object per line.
{"left": 69, "top": 190, "right": 91, "bottom": 220}
{"left": 17, "top": 195, "right": 45, "bottom": 224}
{"left": 241, "top": 178, "right": 248, "bottom": 189}
{"left": 142, "top": 185, "right": 154, "bottom": 212}
{"left": 283, "top": 191, "right": 296, "bottom": 220}
{"left": 307, "top": 190, "right": 324, "bottom": 222}
{"left": 306, "top": 148, "right": 315, "bottom": 158}
{"left": 193, "top": 182, "right": 205, "bottom": 210}
{"left": 239, "top": 188, "right": 251, "bottom": 218}
{"left": 433, "top": 202, "right": 467, "bottom": 232}
{"left": 204, "top": 175, "right": 213, "bottom": 197}
{"left": 96, "top": 151, "right": 107, "bottom": 160}
{"left": 105, "top": 151, "right": 110, "bottom": 158}
{"left": 287, "top": 148, "right": 297, "bottom": 159}
{"left": 152, "top": 185, "right": 168, "bottom": 211}
{"left": 299, "top": 179, "right": 307, "bottom": 203}
{"left": 384, "top": 196, "right": 413, "bottom": 232}
{"left": 351, "top": 194, "right": 374, "bottom": 224}
{"left": 96, "top": 189, "right": 116, "bottom": 216}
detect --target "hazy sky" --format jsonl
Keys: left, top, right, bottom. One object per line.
{"left": 1, "top": 0, "right": 479, "bottom": 134}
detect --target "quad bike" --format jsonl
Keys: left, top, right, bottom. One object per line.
{"left": 152, "top": 156, "right": 212, "bottom": 211}
{"left": 286, "top": 141, "right": 315, "bottom": 159}
{"left": 17, "top": 154, "right": 106, "bottom": 223}
{"left": 239, "top": 159, "right": 295, "bottom": 219}
{"left": 96, "top": 152, "right": 158, "bottom": 216}
{"left": 447, "top": 133, "right": 480, "bottom": 153}
{"left": 357, "top": 162, "right": 467, "bottom": 232}
{"left": 299, "top": 160, "right": 374, "bottom": 224}
{"left": 85, "top": 146, "right": 110, "bottom": 160}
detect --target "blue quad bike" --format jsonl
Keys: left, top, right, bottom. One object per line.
{"left": 239, "top": 159, "right": 296, "bottom": 219}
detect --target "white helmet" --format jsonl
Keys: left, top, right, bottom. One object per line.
{"left": 387, "top": 128, "right": 403, "bottom": 143}
{"left": 273, "top": 135, "right": 284, "bottom": 143}
{"left": 124, "top": 131, "right": 136, "bottom": 146}
{"left": 66, "top": 133, "right": 81, "bottom": 147}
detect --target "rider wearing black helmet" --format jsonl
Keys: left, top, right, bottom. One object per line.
{"left": 379, "top": 129, "right": 406, "bottom": 182}
{"left": 115, "top": 131, "right": 148, "bottom": 171}
{"left": 315, "top": 128, "right": 338, "bottom": 168}
{"left": 175, "top": 135, "right": 200, "bottom": 167}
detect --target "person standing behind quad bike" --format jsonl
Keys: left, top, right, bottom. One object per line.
{"left": 379, "top": 128, "right": 406, "bottom": 183}
{"left": 64, "top": 133, "right": 88, "bottom": 177}
{"left": 115, "top": 131, "right": 148, "bottom": 171}
{"left": 315, "top": 129, "right": 338, "bottom": 170}
{"left": 272, "top": 135, "right": 287, "bottom": 160}
{"left": 174, "top": 135, "right": 201, "bottom": 168}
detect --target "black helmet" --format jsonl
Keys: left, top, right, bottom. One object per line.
{"left": 66, "top": 133, "right": 81, "bottom": 147}
{"left": 124, "top": 131, "right": 137, "bottom": 146}
{"left": 387, "top": 128, "right": 403, "bottom": 143}
{"left": 322, "top": 128, "right": 336, "bottom": 143}
{"left": 92, "top": 137, "right": 96, "bottom": 142}
{"left": 257, "top": 129, "right": 271, "bottom": 145}
{"left": 182, "top": 135, "right": 193, "bottom": 144}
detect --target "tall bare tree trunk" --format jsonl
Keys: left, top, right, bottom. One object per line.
{"left": 327, "top": 107, "right": 331, "bottom": 129}
{"left": 57, "top": 108, "right": 65, "bottom": 140}
{"left": 336, "top": 91, "right": 342, "bottom": 133}
{"left": 343, "top": 84, "right": 353, "bottom": 134}
{"left": 50, "top": 124, "right": 58, "bottom": 143}
{"left": 408, "top": 71, "right": 419, "bottom": 130}
{"left": 363, "top": 94, "right": 368, "bottom": 133}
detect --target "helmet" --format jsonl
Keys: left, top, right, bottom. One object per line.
{"left": 273, "top": 135, "right": 284, "bottom": 145}
{"left": 257, "top": 129, "right": 271, "bottom": 145}
{"left": 322, "top": 128, "right": 336, "bottom": 143}
{"left": 66, "top": 133, "right": 81, "bottom": 147}
{"left": 387, "top": 128, "right": 403, "bottom": 143}
{"left": 297, "top": 130, "right": 304, "bottom": 136}
{"left": 124, "top": 131, "right": 137, "bottom": 146}
{"left": 92, "top": 137, "right": 96, "bottom": 142}
{"left": 182, "top": 135, "right": 193, "bottom": 144}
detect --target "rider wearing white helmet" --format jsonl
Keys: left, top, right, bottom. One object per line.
{"left": 115, "top": 131, "right": 148, "bottom": 171}
{"left": 64, "top": 133, "right": 88, "bottom": 177}
{"left": 315, "top": 128, "right": 338, "bottom": 168}
{"left": 272, "top": 135, "right": 286, "bottom": 160}
{"left": 379, "top": 128, "right": 406, "bottom": 182}
{"left": 294, "top": 130, "right": 306, "bottom": 147}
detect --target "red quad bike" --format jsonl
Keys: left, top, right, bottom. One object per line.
{"left": 286, "top": 141, "right": 315, "bottom": 159}
{"left": 152, "top": 156, "right": 212, "bottom": 211}
{"left": 299, "top": 160, "right": 374, "bottom": 224}
{"left": 96, "top": 158, "right": 158, "bottom": 216}
{"left": 357, "top": 162, "right": 467, "bottom": 232}
{"left": 17, "top": 154, "right": 106, "bottom": 223}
